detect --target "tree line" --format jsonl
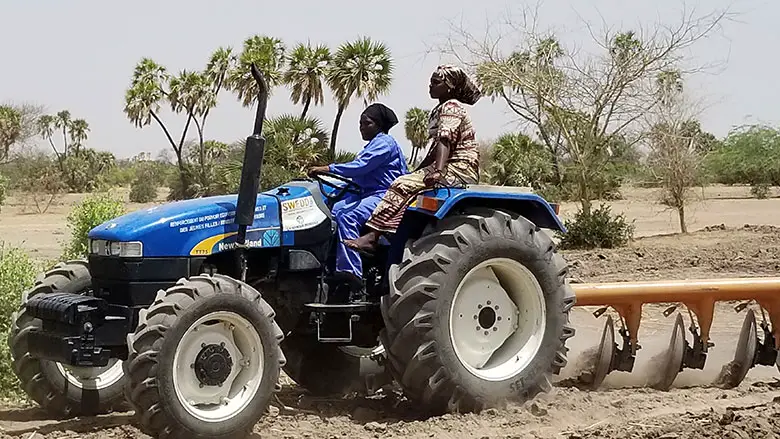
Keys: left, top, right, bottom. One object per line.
{"left": 1, "top": 9, "right": 779, "bottom": 248}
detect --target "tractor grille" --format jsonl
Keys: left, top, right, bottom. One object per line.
{"left": 88, "top": 255, "right": 205, "bottom": 308}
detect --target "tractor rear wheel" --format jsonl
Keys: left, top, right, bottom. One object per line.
{"left": 125, "top": 274, "right": 285, "bottom": 439}
{"left": 7, "top": 260, "right": 127, "bottom": 418}
{"left": 281, "top": 334, "right": 390, "bottom": 396}
{"left": 380, "top": 208, "right": 575, "bottom": 414}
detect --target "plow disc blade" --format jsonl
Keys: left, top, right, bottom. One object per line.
{"left": 716, "top": 309, "right": 758, "bottom": 388}
{"left": 590, "top": 315, "right": 616, "bottom": 390}
{"left": 652, "top": 313, "right": 686, "bottom": 391}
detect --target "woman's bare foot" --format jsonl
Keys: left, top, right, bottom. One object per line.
{"left": 344, "top": 231, "right": 380, "bottom": 252}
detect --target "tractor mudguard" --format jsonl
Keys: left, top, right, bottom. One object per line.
{"left": 406, "top": 185, "right": 566, "bottom": 232}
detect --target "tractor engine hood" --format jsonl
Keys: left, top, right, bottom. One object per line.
{"left": 87, "top": 193, "right": 283, "bottom": 257}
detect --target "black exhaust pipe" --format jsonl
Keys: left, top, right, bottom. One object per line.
{"left": 235, "top": 63, "right": 269, "bottom": 280}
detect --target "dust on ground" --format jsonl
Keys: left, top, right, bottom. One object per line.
{"left": 0, "top": 184, "right": 779, "bottom": 438}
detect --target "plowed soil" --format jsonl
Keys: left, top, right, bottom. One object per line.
{"left": 1, "top": 185, "right": 779, "bottom": 439}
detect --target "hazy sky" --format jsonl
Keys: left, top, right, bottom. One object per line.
{"left": 1, "top": 0, "right": 776, "bottom": 160}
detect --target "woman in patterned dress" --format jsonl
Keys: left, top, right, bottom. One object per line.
{"left": 344, "top": 64, "right": 482, "bottom": 253}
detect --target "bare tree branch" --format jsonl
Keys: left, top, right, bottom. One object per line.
{"left": 430, "top": 0, "right": 736, "bottom": 213}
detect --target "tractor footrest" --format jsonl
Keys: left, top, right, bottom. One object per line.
{"left": 26, "top": 292, "right": 107, "bottom": 328}
{"left": 305, "top": 302, "right": 378, "bottom": 343}
{"left": 26, "top": 329, "right": 111, "bottom": 367}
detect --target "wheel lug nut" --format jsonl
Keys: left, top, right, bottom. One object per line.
{"left": 493, "top": 327, "right": 498, "bottom": 332}
{"left": 201, "top": 343, "right": 206, "bottom": 348}
{"left": 487, "top": 301, "right": 491, "bottom": 305}
{"left": 484, "top": 331, "right": 489, "bottom": 336}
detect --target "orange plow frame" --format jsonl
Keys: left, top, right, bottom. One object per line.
{"left": 570, "top": 277, "right": 780, "bottom": 390}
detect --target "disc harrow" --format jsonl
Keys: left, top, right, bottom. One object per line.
{"left": 570, "top": 277, "right": 780, "bottom": 390}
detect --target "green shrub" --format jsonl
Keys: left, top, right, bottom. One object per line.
{"left": 62, "top": 193, "right": 125, "bottom": 260}
{"left": 129, "top": 176, "right": 158, "bottom": 203}
{"left": 0, "top": 243, "right": 40, "bottom": 399}
{"left": 557, "top": 204, "right": 635, "bottom": 250}
{"left": 0, "top": 174, "right": 8, "bottom": 211}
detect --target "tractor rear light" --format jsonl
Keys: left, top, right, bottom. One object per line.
{"left": 550, "top": 203, "right": 560, "bottom": 215}
{"left": 416, "top": 195, "right": 442, "bottom": 212}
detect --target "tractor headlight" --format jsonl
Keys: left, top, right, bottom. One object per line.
{"left": 89, "top": 239, "right": 143, "bottom": 258}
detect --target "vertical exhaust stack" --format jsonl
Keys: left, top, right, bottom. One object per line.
{"left": 235, "top": 64, "right": 269, "bottom": 280}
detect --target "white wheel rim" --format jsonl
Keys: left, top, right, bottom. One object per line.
{"left": 55, "top": 359, "right": 124, "bottom": 390}
{"left": 449, "top": 257, "right": 547, "bottom": 382}
{"left": 172, "top": 311, "right": 265, "bottom": 423}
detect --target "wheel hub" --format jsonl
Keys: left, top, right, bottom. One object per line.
{"left": 478, "top": 306, "right": 497, "bottom": 330}
{"left": 194, "top": 343, "right": 233, "bottom": 386}
{"left": 173, "top": 311, "right": 266, "bottom": 423}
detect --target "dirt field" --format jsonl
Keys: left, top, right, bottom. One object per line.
{"left": 1, "top": 184, "right": 779, "bottom": 439}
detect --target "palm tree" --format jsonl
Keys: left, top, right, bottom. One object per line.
{"left": 486, "top": 133, "right": 553, "bottom": 189}
{"left": 264, "top": 114, "right": 330, "bottom": 170}
{"left": 0, "top": 105, "right": 22, "bottom": 163}
{"left": 227, "top": 35, "right": 286, "bottom": 108}
{"left": 656, "top": 69, "right": 683, "bottom": 107}
{"left": 284, "top": 43, "right": 331, "bottom": 119}
{"left": 54, "top": 110, "right": 72, "bottom": 156}
{"left": 123, "top": 58, "right": 192, "bottom": 187}
{"left": 326, "top": 37, "right": 393, "bottom": 155}
{"left": 404, "top": 107, "right": 429, "bottom": 165}
{"left": 68, "top": 119, "right": 90, "bottom": 154}
{"left": 168, "top": 70, "right": 215, "bottom": 180}
{"left": 220, "top": 114, "right": 330, "bottom": 191}
{"left": 202, "top": 47, "right": 235, "bottom": 131}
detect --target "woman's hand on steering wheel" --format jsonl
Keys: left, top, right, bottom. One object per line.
{"left": 307, "top": 168, "right": 363, "bottom": 202}
{"left": 307, "top": 165, "right": 330, "bottom": 177}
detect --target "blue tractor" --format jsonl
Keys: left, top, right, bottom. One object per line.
{"left": 9, "top": 66, "right": 575, "bottom": 439}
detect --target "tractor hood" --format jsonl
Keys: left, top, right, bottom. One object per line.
{"left": 88, "top": 183, "right": 330, "bottom": 257}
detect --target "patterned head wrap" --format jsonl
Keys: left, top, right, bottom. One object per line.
{"left": 433, "top": 65, "right": 482, "bottom": 105}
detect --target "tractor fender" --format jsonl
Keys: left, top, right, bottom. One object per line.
{"left": 406, "top": 186, "right": 566, "bottom": 233}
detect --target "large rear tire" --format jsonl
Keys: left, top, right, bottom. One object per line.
{"left": 380, "top": 208, "right": 575, "bottom": 414}
{"left": 281, "top": 334, "right": 390, "bottom": 396}
{"left": 7, "top": 260, "right": 127, "bottom": 418}
{"left": 125, "top": 274, "right": 285, "bottom": 439}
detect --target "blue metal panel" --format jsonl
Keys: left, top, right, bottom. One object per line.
{"left": 406, "top": 187, "right": 566, "bottom": 232}
{"left": 87, "top": 184, "right": 326, "bottom": 257}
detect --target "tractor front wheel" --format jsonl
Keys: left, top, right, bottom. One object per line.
{"left": 125, "top": 274, "right": 285, "bottom": 439}
{"left": 380, "top": 208, "right": 575, "bottom": 414}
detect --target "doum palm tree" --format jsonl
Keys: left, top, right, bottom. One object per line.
{"left": 326, "top": 37, "right": 393, "bottom": 155}
{"left": 284, "top": 42, "right": 331, "bottom": 120}
{"left": 404, "top": 107, "right": 429, "bottom": 165}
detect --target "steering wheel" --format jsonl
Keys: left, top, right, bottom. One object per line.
{"left": 309, "top": 170, "right": 362, "bottom": 203}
